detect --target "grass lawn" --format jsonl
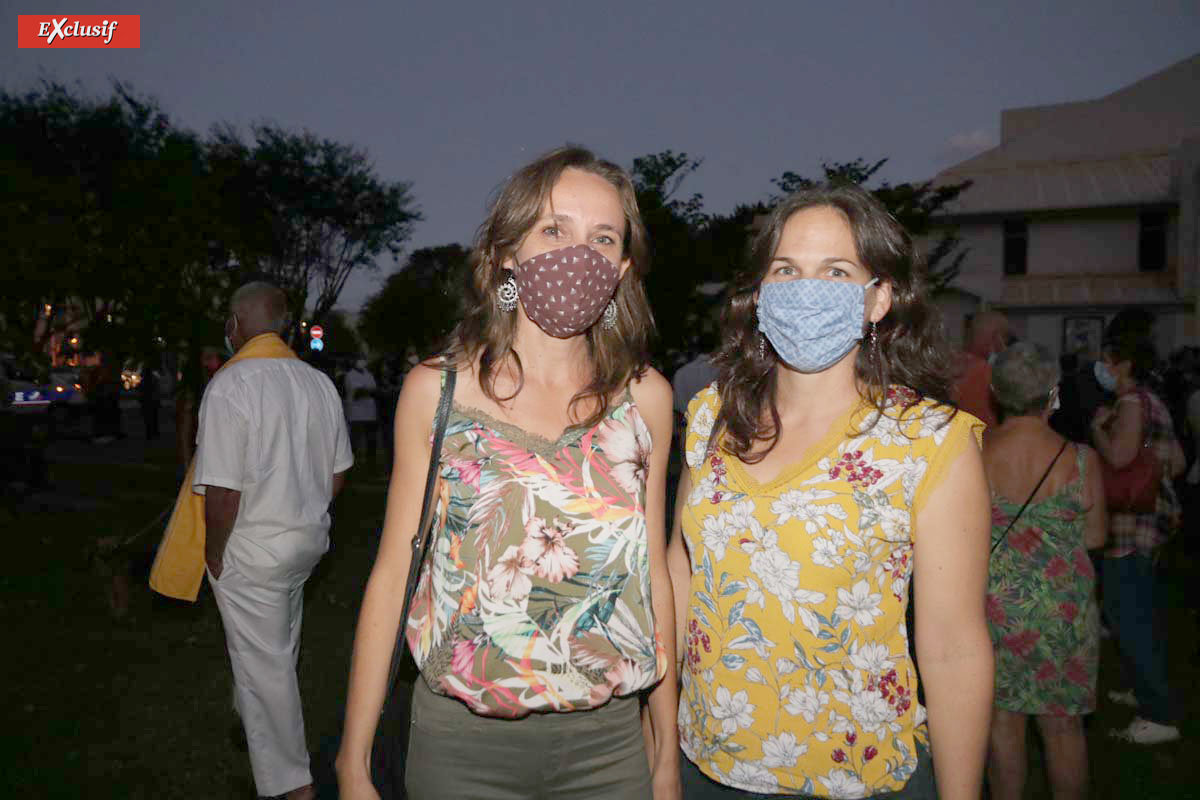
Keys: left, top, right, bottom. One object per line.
{"left": 3, "top": 425, "right": 1198, "bottom": 798}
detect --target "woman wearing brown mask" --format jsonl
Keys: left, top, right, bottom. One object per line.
{"left": 337, "top": 146, "right": 680, "bottom": 800}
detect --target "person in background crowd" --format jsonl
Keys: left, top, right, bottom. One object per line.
{"left": 671, "top": 330, "right": 720, "bottom": 423}
{"left": 337, "top": 146, "right": 680, "bottom": 800}
{"left": 138, "top": 356, "right": 161, "bottom": 441}
{"left": 669, "top": 184, "right": 993, "bottom": 799}
{"left": 175, "top": 346, "right": 222, "bottom": 480}
{"left": 1090, "top": 317, "right": 1185, "bottom": 745}
{"left": 954, "top": 310, "right": 1010, "bottom": 428}
{"left": 376, "top": 360, "right": 401, "bottom": 466}
{"left": 983, "top": 342, "right": 1107, "bottom": 800}
{"left": 196, "top": 281, "right": 352, "bottom": 800}
{"left": 343, "top": 358, "right": 379, "bottom": 469}
{"left": 1050, "top": 350, "right": 1108, "bottom": 444}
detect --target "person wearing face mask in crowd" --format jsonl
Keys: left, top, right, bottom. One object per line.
{"left": 344, "top": 358, "right": 380, "bottom": 469}
{"left": 337, "top": 147, "right": 680, "bottom": 800}
{"left": 1089, "top": 319, "right": 1185, "bottom": 745}
{"left": 982, "top": 342, "right": 1107, "bottom": 800}
{"left": 954, "top": 310, "right": 1011, "bottom": 428}
{"left": 667, "top": 185, "right": 993, "bottom": 800}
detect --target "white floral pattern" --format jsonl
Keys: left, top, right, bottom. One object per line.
{"left": 678, "top": 386, "right": 983, "bottom": 797}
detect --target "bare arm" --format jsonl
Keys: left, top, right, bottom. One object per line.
{"left": 914, "top": 435, "right": 993, "bottom": 800}
{"left": 631, "top": 371, "right": 682, "bottom": 800}
{"left": 203, "top": 486, "right": 241, "bottom": 578}
{"left": 666, "top": 469, "right": 692, "bottom": 676}
{"left": 1081, "top": 446, "right": 1108, "bottom": 550}
{"left": 332, "top": 469, "right": 348, "bottom": 500}
{"left": 335, "top": 366, "right": 442, "bottom": 792}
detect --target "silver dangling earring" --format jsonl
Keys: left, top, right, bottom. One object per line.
{"left": 870, "top": 321, "right": 878, "bottom": 349}
{"left": 497, "top": 273, "right": 518, "bottom": 313}
{"left": 600, "top": 300, "right": 618, "bottom": 330}
{"left": 758, "top": 334, "right": 768, "bottom": 359}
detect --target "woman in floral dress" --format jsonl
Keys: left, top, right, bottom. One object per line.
{"left": 983, "top": 342, "right": 1107, "bottom": 800}
{"left": 337, "top": 146, "right": 680, "bottom": 800}
{"left": 667, "top": 184, "right": 994, "bottom": 799}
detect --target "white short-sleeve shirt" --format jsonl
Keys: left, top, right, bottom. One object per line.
{"left": 194, "top": 358, "right": 353, "bottom": 582}
{"left": 343, "top": 367, "right": 378, "bottom": 422}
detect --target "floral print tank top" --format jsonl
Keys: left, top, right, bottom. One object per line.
{"left": 405, "top": 384, "right": 666, "bottom": 718}
{"left": 678, "top": 385, "right": 983, "bottom": 797}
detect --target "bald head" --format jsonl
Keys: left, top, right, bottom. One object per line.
{"left": 228, "top": 281, "right": 287, "bottom": 350}
{"left": 966, "top": 310, "right": 1010, "bottom": 358}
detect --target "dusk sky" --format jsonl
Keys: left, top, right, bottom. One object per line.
{"left": 5, "top": 1, "right": 1198, "bottom": 312}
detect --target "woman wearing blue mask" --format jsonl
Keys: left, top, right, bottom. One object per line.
{"left": 667, "top": 185, "right": 993, "bottom": 799}
{"left": 1089, "top": 321, "right": 1184, "bottom": 745}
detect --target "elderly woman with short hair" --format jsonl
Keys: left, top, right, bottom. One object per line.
{"left": 983, "top": 342, "right": 1107, "bottom": 800}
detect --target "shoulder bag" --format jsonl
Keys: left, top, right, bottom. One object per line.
{"left": 369, "top": 365, "right": 457, "bottom": 799}
{"left": 1100, "top": 389, "right": 1161, "bottom": 514}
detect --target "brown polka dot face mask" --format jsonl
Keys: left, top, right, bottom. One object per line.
{"left": 512, "top": 244, "right": 620, "bottom": 338}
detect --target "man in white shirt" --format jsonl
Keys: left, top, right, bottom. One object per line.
{"left": 342, "top": 358, "right": 379, "bottom": 468}
{"left": 195, "top": 282, "right": 352, "bottom": 800}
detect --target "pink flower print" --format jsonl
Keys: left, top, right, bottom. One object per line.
{"left": 1007, "top": 527, "right": 1042, "bottom": 556}
{"left": 595, "top": 410, "right": 652, "bottom": 496}
{"left": 446, "top": 456, "right": 483, "bottom": 491}
{"left": 845, "top": 731, "right": 857, "bottom": 746}
{"left": 863, "top": 746, "right": 878, "bottom": 762}
{"left": 1044, "top": 556, "right": 1070, "bottom": 580}
{"left": 1035, "top": 661, "right": 1057, "bottom": 682}
{"left": 710, "top": 491, "right": 724, "bottom": 505}
{"left": 1001, "top": 629, "right": 1041, "bottom": 659}
{"left": 1073, "top": 549, "right": 1095, "bottom": 578}
{"left": 451, "top": 639, "right": 477, "bottom": 677}
{"left": 831, "top": 749, "right": 847, "bottom": 763}
{"left": 1064, "top": 657, "right": 1091, "bottom": 687}
{"left": 829, "top": 450, "right": 882, "bottom": 487}
{"left": 1059, "top": 601, "right": 1078, "bottom": 623}
{"left": 518, "top": 518, "right": 580, "bottom": 583}
{"left": 486, "top": 545, "right": 533, "bottom": 601}
{"left": 991, "top": 505, "right": 1009, "bottom": 527}
{"left": 985, "top": 594, "right": 1007, "bottom": 626}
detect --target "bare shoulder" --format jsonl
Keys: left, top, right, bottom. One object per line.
{"left": 396, "top": 363, "right": 448, "bottom": 426}
{"left": 629, "top": 366, "right": 672, "bottom": 409}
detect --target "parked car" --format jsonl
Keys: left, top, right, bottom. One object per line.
{"left": 0, "top": 355, "right": 50, "bottom": 416}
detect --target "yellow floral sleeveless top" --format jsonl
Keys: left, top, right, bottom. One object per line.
{"left": 678, "top": 385, "right": 983, "bottom": 797}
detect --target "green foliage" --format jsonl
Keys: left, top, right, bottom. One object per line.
{"left": 357, "top": 244, "right": 469, "bottom": 358}
{"left": 205, "top": 124, "right": 421, "bottom": 344}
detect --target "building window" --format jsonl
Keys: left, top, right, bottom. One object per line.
{"left": 1003, "top": 219, "right": 1027, "bottom": 275}
{"left": 1139, "top": 211, "right": 1167, "bottom": 272}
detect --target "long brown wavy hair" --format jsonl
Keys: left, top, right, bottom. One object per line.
{"left": 450, "top": 145, "right": 653, "bottom": 427}
{"left": 711, "top": 184, "right": 956, "bottom": 462}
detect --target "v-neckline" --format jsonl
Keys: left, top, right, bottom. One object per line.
{"left": 452, "top": 400, "right": 615, "bottom": 460}
{"left": 724, "top": 402, "right": 863, "bottom": 493}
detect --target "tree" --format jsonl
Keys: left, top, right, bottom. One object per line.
{"left": 0, "top": 81, "right": 229, "bottom": 364}
{"left": 357, "top": 244, "right": 469, "bottom": 358}
{"left": 772, "top": 158, "right": 972, "bottom": 293}
{"left": 207, "top": 125, "right": 421, "bottom": 344}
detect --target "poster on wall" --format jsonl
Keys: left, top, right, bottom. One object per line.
{"left": 1062, "top": 316, "right": 1105, "bottom": 362}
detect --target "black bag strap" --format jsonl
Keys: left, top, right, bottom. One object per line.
{"left": 383, "top": 364, "right": 457, "bottom": 697}
{"left": 991, "top": 440, "right": 1069, "bottom": 555}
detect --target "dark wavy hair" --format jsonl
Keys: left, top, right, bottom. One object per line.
{"left": 1103, "top": 309, "right": 1157, "bottom": 382}
{"left": 450, "top": 145, "right": 653, "bottom": 427}
{"left": 710, "top": 184, "right": 956, "bottom": 462}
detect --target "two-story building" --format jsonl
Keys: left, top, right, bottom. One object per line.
{"left": 934, "top": 54, "right": 1200, "bottom": 361}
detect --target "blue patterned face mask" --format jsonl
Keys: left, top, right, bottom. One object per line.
{"left": 757, "top": 278, "right": 878, "bottom": 373}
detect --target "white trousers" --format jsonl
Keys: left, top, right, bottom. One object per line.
{"left": 209, "top": 559, "right": 312, "bottom": 797}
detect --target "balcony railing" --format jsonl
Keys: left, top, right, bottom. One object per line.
{"left": 999, "top": 270, "right": 1186, "bottom": 307}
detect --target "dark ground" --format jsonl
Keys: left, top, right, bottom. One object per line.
{"left": 1, "top": 403, "right": 1197, "bottom": 798}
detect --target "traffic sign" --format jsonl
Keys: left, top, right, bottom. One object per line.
{"left": 310, "top": 325, "right": 324, "bottom": 339}
{"left": 310, "top": 338, "right": 324, "bottom": 351}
